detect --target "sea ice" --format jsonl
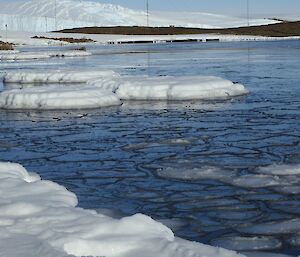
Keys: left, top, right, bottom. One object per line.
{"left": 255, "top": 164, "right": 300, "bottom": 176}
{"left": 211, "top": 236, "right": 282, "bottom": 251}
{"left": 3, "top": 70, "right": 119, "bottom": 84}
{"left": 116, "top": 76, "right": 248, "bottom": 101}
{"left": 157, "top": 166, "right": 237, "bottom": 181}
{"left": 46, "top": 50, "right": 92, "bottom": 57}
{"left": 0, "top": 84, "right": 121, "bottom": 110}
{"left": 0, "top": 161, "right": 245, "bottom": 257}
{"left": 0, "top": 71, "right": 249, "bottom": 110}
{"left": 238, "top": 218, "right": 300, "bottom": 235}
{"left": 0, "top": 53, "right": 51, "bottom": 60}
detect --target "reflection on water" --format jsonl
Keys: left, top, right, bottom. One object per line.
{"left": 1, "top": 40, "right": 300, "bottom": 256}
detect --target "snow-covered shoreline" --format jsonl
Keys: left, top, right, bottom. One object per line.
{"left": 0, "top": 161, "right": 245, "bottom": 257}
{"left": 1, "top": 30, "right": 300, "bottom": 48}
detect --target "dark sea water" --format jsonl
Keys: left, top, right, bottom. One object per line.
{"left": 1, "top": 40, "right": 300, "bottom": 256}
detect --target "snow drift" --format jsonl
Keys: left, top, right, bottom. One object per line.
{"left": 0, "top": 0, "right": 278, "bottom": 32}
{"left": 0, "top": 161, "right": 245, "bottom": 257}
{"left": 0, "top": 71, "right": 248, "bottom": 110}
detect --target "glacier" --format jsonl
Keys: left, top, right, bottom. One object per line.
{"left": 0, "top": 0, "right": 279, "bottom": 32}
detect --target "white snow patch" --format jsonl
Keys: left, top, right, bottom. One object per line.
{"left": 0, "top": 161, "right": 245, "bottom": 257}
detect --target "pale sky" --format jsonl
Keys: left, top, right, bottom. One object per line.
{"left": 0, "top": 0, "right": 299, "bottom": 17}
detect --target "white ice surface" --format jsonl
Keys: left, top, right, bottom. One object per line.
{"left": 2, "top": 30, "right": 300, "bottom": 47}
{"left": 3, "top": 70, "right": 119, "bottom": 84}
{"left": 255, "top": 164, "right": 300, "bottom": 175}
{"left": 156, "top": 163, "right": 300, "bottom": 191}
{"left": 0, "top": 53, "right": 51, "bottom": 60}
{"left": 210, "top": 236, "right": 282, "bottom": 251}
{"left": 0, "top": 0, "right": 279, "bottom": 32}
{"left": 0, "top": 161, "right": 245, "bottom": 257}
{"left": 238, "top": 218, "right": 300, "bottom": 235}
{"left": 0, "top": 71, "right": 248, "bottom": 110}
{"left": 0, "top": 84, "right": 121, "bottom": 110}
{"left": 115, "top": 76, "right": 248, "bottom": 101}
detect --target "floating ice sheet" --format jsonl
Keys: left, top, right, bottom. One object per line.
{"left": 0, "top": 53, "right": 51, "bottom": 60}
{"left": 3, "top": 70, "right": 119, "bottom": 84}
{"left": 156, "top": 163, "right": 300, "bottom": 191}
{"left": 255, "top": 164, "right": 300, "bottom": 176}
{"left": 0, "top": 71, "right": 248, "bottom": 110}
{"left": 0, "top": 162, "right": 244, "bottom": 257}
{"left": 238, "top": 218, "right": 300, "bottom": 235}
{"left": 0, "top": 84, "right": 121, "bottom": 110}
{"left": 211, "top": 236, "right": 282, "bottom": 251}
{"left": 116, "top": 76, "right": 248, "bottom": 101}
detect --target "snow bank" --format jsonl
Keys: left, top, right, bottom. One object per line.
{"left": 0, "top": 71, "right": 248, "bottom": 109}
{"left": 0, "top": 161, "right": 244, "bottom": 257}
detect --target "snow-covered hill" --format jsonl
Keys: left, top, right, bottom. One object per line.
{"left": 0, "top": 0, "right": 279, "bottom": 32}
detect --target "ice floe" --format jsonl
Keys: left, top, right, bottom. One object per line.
{"left": 3, "top": 70, "right": 119, "bottom": 84}
{"left": 0, "top": 50, "right": 20, "bottom": 54}
{"left": 0, "top": 161, "right": 245, "bottom": 257}
{"left": 211, "top": 236, "right": 282, "bottom": 251}
{"left": 0, "top": 53, "right": 51, "bottom": 60}
{"left": 255, "top": 164, "right": 300, "bottom": 176}
{"left": 238, "top": 218, "right": 300, "bottom": 235}
{"left": 0, "top": 71, "right": 248, "bottom": 110}
{"left": 241, "top": 252, "right": 292, "bottom": 257}
{"left": 156, "top": 162, "right": 300, "bottom": 192}
{"left": 0, "top": 84, "right": 121, "bottom": 110}
{"left": 0, "top": 50, "right": 92, "bottom": 61}
{"left": 287, "top": 234, "right": 300, "bottom": 247}
{"left": 46, "top": 50, "right": 92, "bottom": 57}
{"left": 116, "top": 76, "right": 248, "bottom": 101}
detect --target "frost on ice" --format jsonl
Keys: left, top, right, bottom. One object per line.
{"left": 0, "top": 71, "right": 248, "bottom": 110}
{"left": 0, "top": 162, "right": 245, "bottom": 257}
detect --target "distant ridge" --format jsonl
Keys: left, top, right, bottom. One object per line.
{"left": 0, "top": 0, "right": 279, "bottom": 32}
{"left": 56, "top": 21, "right": 300, "bottom": 37}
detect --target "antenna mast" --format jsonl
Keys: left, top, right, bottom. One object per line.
{"left": 146, "top": 0, "right": 149, "bottom": 27}
{"left": 247, "top": 0, "right": 250, "bottom": 27}
{"left": 54, "top": 0, "right": 57, "bottom": 30}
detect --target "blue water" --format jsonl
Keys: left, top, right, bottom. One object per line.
{"left": 1, "top": 40, "right": 300, "bottom": 256}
